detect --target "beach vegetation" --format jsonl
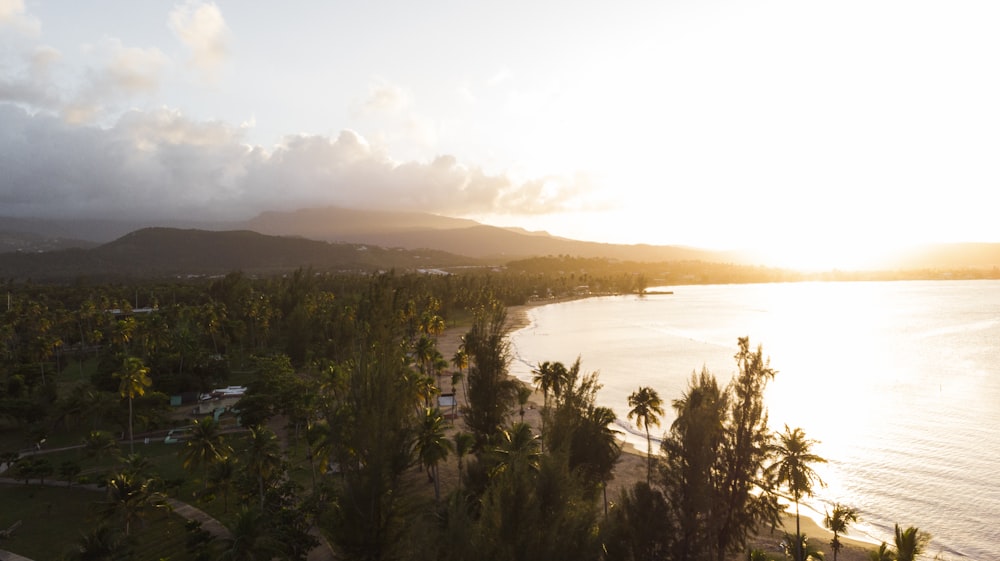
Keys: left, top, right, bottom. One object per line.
{"left": 0, "top": 271, "right": 950, "bottom": 561}
{"left": 609, "top": 338, "right": 783, "bottom": 561}
{"left": 781, "top": 532, "right": 825, "bottom": 561}
{"left": 462, "top": 297, "right": 519, "bottom": 447}
{"left": 627, "top": 385, "right": 664, "bottom": 485}
{"left": 824, "top": 503, "right": 860, "bottom": 561}
{"left": 893, "top": 524, "right": 931, "bottom": 561}
{"left": 416, "top": 406, "right": 453, "bottom": 501}
{"left": 769, "top": 425, "right": 827, "bottom": 561}
{"left": 660, "top": 367, "right": 730, "bottom": 560}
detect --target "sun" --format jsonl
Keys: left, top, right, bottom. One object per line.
{"left": 753, "top": 238, "right": 905, "bottom": 272}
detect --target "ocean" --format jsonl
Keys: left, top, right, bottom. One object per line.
{"left": 508, "top": 280, "right": 1000, "bottom": 560}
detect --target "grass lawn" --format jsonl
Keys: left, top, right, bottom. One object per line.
{"left": 0, "top": 483, "right": 194, "bottom": 561}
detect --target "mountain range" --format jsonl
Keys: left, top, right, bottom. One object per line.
{"left": 1, "top": 206, "right": 999, "bottom": 280}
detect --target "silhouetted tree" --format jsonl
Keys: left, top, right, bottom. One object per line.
{"left": 768, "top": 425, "right": 826, "bottom": 561}
{"left": 824, "top": 503, "right": 859, "bottom": 561}
{"left": 894, "top": 524, "right": 931, "bottom": 561}
{"left": 627, "top": 386, "right": 664, "bottom": 485}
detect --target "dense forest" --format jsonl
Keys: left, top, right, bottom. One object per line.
{"left": 0, "top": 269, "right": 933, "bottom": 560}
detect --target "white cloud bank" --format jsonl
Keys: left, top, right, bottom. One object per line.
{"left": 0, "top": 104, "right": 590, "bottom": 221}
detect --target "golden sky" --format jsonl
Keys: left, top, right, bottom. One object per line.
{"left": 1, "top": 1, "right": 997, "bottom": 269}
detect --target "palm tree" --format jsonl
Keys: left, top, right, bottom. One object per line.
{"left": 782, "top": 532, "right": 825, "bottom": 561}
{"left": 894, "top": 524, "right": 930, "bottom": 561}
{"left": 65, "top": 523, "right": 127, "bottom": 561}
{"left": 627, "top": 385, "right": 664, "bottom": 484}
{"left": 532, "top": 361, "right": 567, "bottom": 448}
{"left": 82, "top": 430, "right": 120, "bottom": 463}
{"left": 532, "top": 361, "right": 568, "bottom": 407}
{"left": 493, "top": 421, "right": 541, "bottom": 473}
{"left": 452, "top": 431, "right": 475, "bottom": 492}
{"left": 119, "top": 453, "right": 153, "bottom": 478}
{"left": 868, "top": 542, "right": 894, "bottom": 561}
{"left": 768, "top": 425, "right": 826, "bottom": 561}
{"left": 824, "top": 503, "right": 860, "bottom": 561}
{"left": 114, "top": 356, "right": 151, "bottom": 455}
{"left": 451, "top": 346, "right": 468, "bottom": 390}
{"left": 218, "top": 508, "right": 282, "bottom": 561}
{"left": 573, "top": 404, "right": 622, "bottom": 515}
{"left": 242, "top": 425, "right": 283, "bottom": 510}
{"left": 415, "top": 407, "right": 454, "bottom": 501}
{"left": 414, "top": 334, "right": 437, "bottom": 380}
{"left": 180, "top": 416, "right": 232, "bottom": 482}
{"left": 99, "top": 472, "right": 168, "bottom": 536}
{"left": 207, "top": 456, "right": 238, "bottom": 513}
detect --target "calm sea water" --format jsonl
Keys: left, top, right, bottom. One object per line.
{"left": 508, "top": 280, "right": 1000, "bottom": 560}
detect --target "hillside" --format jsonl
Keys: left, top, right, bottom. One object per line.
{"left": 0, "top": 228, "right": 480, "bottom": 281}
{"left": 239, "top": 206, "right": 736, "bottom": 262}
{"left": 3, "top": 206, "right": 1000, "bottom": 273}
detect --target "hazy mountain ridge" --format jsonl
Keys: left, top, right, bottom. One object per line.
{"left": 240, "top": 207, "right": 736, "bottom": 262}
{"left": 0, "top": 227, "right": 479, "bottom": 280}
{"left": 2, "top": 206, "right": 1000, "bottom": 276}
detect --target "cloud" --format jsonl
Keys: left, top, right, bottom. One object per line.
{"left": 1, "top": 36, "right": 167, "bottom": 124}
{"left": 0, "top": 103, "right": 592, "bottom": 222}
{"left": 63, "top": 38, "right": 169, "bottom": 123}
{"left": 100, "top": 39, "right": 168, "bottom": 95}
{"left": 0, "top": 46, "right": 62, "bottom": 109}
{"left": 168, "top": 0, "right": 229, "bottom": 77}
{"left": 0, "top": 0, "right": 40, "bottom": 36}
{"left": 356, "top": 81, "right": 410, "bottom": 116}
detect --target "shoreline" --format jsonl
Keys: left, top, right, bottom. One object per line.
{"left": 437, "top": 294, "right": 880, "bottom": 561}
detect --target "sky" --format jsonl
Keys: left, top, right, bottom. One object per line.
{"left": 1, "top": 1, "right": 998, "bottom": 269}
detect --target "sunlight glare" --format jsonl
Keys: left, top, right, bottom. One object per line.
{"left": 751, "top": 238, "right": 905, "bottom": 272}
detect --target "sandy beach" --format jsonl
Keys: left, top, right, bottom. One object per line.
{"left": 432, "top": 297, "right": 878, "bottom": 561}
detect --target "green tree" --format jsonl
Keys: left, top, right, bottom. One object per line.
{"left": 768, "top": 425, "right": 826, "bottom": 561}
{"left": 82, "top": 430, "right": 120, "bottom": 463}
{"left": 179, "top": 416, "right": 232, "bottom": 483}
{"left": 868, "top": 542, "right": 894, "bottom": 561}
{"left": 415, "top": 407, "right": 454, "bottom": 501}
{"left": 64, "top": 523, "right": 128, "bottom": 561}
{"left": 532, "top": 361, "right": 566, "bottom": 421}
{"left": 99, "top": 472, "right": 168, "bottom": 536}
{"left": 217, "top": 508, "right": 282, "bottom": 561}
{"left": 206, "top": 456, "right": 238, "bottom": 513}
{"left": 59, "top": 459, "right": 83, "bottom": 486}
{"left": 321, "top": 337, "right": 420, "bottom": 561}
{"left": 493, "top": 421, "right": 542, "bottom": 474}
{"left": 894, "top": 524, "right": 931, "bottom": 561}
{"left": 118, "top": 453, "right": 154, "bottom": 479}
{"left": 627, "top": 385, "right": 664, "bottom": 485}
{"left": 452, "top": 431, "right": 475, "bottom": 492}
{"left": 712, "top": 337, "right": 782, "bottom": 561}
{"left": 661, "top": 368, "right": 729, "bottom": 560}
{"left": 462, "top": 299, "right": 519, "bottom": 446}
{"left": 782, "top": 533, "right": 825, "bottom": 561}
{"left": 824, "top": 503, "right": 860, "bottom": 561}
{"left": 241, "top": 424, "right": 283, "bottom": 510}
{"left": 114, "top": 357, "right": 151, "bottom": 455}
{"left": 602, "top": 481, "right": 671, "bottom": 561}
